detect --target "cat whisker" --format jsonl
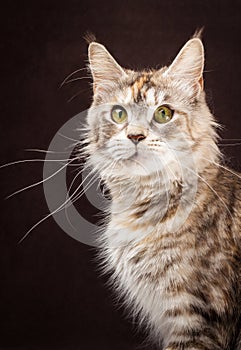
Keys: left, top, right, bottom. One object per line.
{"left": 64, "top": 170, "right": 109, "bottom": 222}
{"left": 59, "top": 162, "right": 83, "bottom": 167}
{"left": 165, "top": 144, "right": 241, "bottom": 183}
{"left": 162, "top": 140, "right": 233, "bottom": 218}
{"left": 50, "top": 169, "right": 96, "bottom": 214}
{"left": 18, "top": 163, "right": 95, "bottom": 244}
{"left": 0, "top": 158, "right": 77, "bottom": 170}
{"left": 64, "top": 165, "right": 98, "bottom": 209}
{"left": 60, "top": 76, "right": 90, "bottom": 87}
{"left": 65, "top": 159, "right": 116, "bottom": 207}
{"left": 220, "top": 138, "right": 241, "bottom": 141}
{"left": 183, "top": 166, "right": 233, "bottom": 220}
{"left": 57, "top": 132, "right": 81, "bottom": 144}
{"left": 6, "top": 157, "right": 79, "bottom": 199}
{"left": 76, "top": 125, "right": 89, "bottom": 132}
{"left": 218, "top": 142, "right": 241, "bottom": 146}
{"left": 64, "top": 165, "right": 98, "bottom": 230}
{"left": 25, "top": 148, "right": 70, "bottom": 154}
{"left": 18, "top": 213, "right": 56, "bottom": 244}
{"left": 73, "top": 162, "right": 113, "bottom": 201}
{"left": 67, "top": 87, "right": 91, "bottom": 103}
{"left": 60, "top": 67, "right": 88, "bottom": 87}
{"left": 18, "top": 168, "right": 96, "bottom": 244}
{"left": 199, "top": 156, "right": 241, "bottom": 182}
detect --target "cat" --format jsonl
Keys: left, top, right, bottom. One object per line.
{"left": 82, "top": 33, "right": 241, "bottom": 349}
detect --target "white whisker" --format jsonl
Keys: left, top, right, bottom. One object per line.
{"left": 199, "top": 156, "right": 241, "bottom": 182}
{"left": 6, "top": 157, "right": 79, "bottom": 199}
{"left": 57, "top": 132, "right": 80, "bottom": 143}
{"left": 60, "top": 67, "right": 87, "bottom": 87}
{"left": 61, "top": 76, "right": 90, "bottom": 86}
{"left": 219, "top": 143, "right": 241, "bottom": 146}
{"left": 18, "top": 213, "right": 55, "bottom": 244}
{"left": 221, "top": 138, "right": 241, "bottom": 141}
{"left": 67, "top": 88, "right": 90, "bottom": 103}
{"left": 64, "top": 166, "right": 98, "bottom": 211}
{"left": 18, "top": 165, "right": 93, "bottom": 244}
{"left": 0, "top": 158, "right": 78, "bottom": 169}
{"left": 184, "top": 166, "right": 233, "bottom": 219}
{"left": 25, "top": 148, "right": 70, "bottom": 154}
{"left": 64, "top": 167, "right": 89, "bottom": 231}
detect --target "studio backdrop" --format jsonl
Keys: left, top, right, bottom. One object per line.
{"left": 1, "top": 1, "right": 241, "bottom": 349}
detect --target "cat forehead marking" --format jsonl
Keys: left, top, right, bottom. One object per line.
{"left": 130, "top": 73, "right": 157, "bottom": 104}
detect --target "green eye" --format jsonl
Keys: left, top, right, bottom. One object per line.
{"left": 111, "top": 106, "right": 128, "bottom": 124}
{"left": 154, "top": 105, "right": 173, "bottom": 124}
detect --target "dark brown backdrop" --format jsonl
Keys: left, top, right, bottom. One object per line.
{"left": 1, "top": 1, "right": 241, "bottom": 349}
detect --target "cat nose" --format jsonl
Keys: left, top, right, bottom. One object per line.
{"left": 127, "top": 133, "right": 146, "bottom": 145}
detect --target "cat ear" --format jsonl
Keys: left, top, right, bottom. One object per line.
{"left": 88, "top": 42, "right": 127, "bottom": 93}
{"left": 164, "top": 38, "right": 204, "bottom": 95}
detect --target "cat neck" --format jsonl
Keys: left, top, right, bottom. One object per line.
{"left": 102, "top": 163, "right": 220, "bottom": 246}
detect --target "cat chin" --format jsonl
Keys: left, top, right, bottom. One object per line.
{"left": 91, "top": 150, "right": 183, "bottom": 180}
{"left": 110, "top": 157, "right": 175, "bottom": 178}
{"left": 118, "top": 152, "right": 181, "bottom": 177}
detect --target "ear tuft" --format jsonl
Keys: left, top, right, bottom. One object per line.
{"left": 83, "top": 31, "right": 96, "bottom": 44}
{"left": 192, "top": 27, "right": 204, "bottom": 39}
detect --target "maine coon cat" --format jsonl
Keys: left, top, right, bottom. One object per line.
{"left": 83, "top": 34, "right": 241, "bottom": 349}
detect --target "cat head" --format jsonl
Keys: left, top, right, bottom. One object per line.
{"left": 85, "top": 36, "right": 219, "bottom": 181}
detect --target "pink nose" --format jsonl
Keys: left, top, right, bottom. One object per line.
{"left": 127, "top": 134, "right": 146, "bottom": 145}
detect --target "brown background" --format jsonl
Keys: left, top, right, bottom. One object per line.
{"left": 1, "top": 1, "right": 241, "bottom": 349}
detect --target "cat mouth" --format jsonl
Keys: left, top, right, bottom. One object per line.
{"left": 129, "top": 150, "right": 138, "bottom": 159}
{"left": 129, "top": 149, "right": 145, "bottom": 160}
{"left": 128, "top": 149, "right": 155, "bottom": 162}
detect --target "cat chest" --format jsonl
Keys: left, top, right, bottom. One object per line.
{"left": 109, "top": 240, "right": 195, "bottom": 301}
{"left": 108, "top": 243, "right": 200, "bottom": 338}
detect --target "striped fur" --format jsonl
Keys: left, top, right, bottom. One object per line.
{"left": 84, "top": 37, "right": 241, "bottom": 349}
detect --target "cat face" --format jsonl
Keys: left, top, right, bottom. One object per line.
{"left": 86, "top": 38, "right": 219, "bottom": 180}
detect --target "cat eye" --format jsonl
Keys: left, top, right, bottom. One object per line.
{"left": 111, "top": 105, "right": 128, "bottom": 124}
{"left": 153, "top": 105, "right": 173, "bottom": 124}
